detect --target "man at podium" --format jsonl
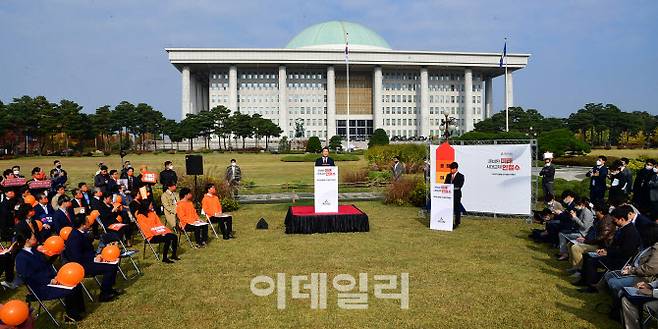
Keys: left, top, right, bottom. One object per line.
{"left": 315, "top": 147, "right": 335, "bottom": 167}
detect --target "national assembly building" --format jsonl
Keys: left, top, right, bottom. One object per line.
{"left": 166, "top": 21, "right": 530, "bottom": 143}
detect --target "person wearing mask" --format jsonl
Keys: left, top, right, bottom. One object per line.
{"left": 161, "top": 183, "right": 178, "bottom": 229}
{"left": 314, "top": 148, "right": 335, "bottom": 167}
{"left": 159, "top": 161, "right": 178, "bottom": 192}
{"left": 202, "top": 183, "right": 233, "bottom": 240}
{"left": 557, "top": 198, "right": 594, "bottom": 261}
{"left": 176, "top": 187, "right": 209, "bottom": 247}
{"left": 94, "top": 166, "right": 110, "bottom": 196}
{"left": 539, "top": 155, "right": 556, "bottom": 203}
{"left": 633, "top": 159, "right": 656, "bottom": 214}
{"left": 15, "top": 232, "right": 86, "bottom": 323}
{"left": 576, "top": 207, "right": 642, "bottom": 293}
{"left": 64, "top": 215, "right": 121, "bottom": 302}
{"left": 392, "top": 156, "right": 404, "bottom": 181}
{"left": 120, "top": 160, "right": 132, "bottom": 178}
{"left": 608, "top": 160, "right": 630, "bottom": 207}
{"left": 11, "top": 166, "right": 23, "bottom": 178}
{"left": 620, "top": 158, "right": 633, "bottom": 195}
{"left": 135, "top": 203, "right": 179, "bottom": 263}
{"left": 94, "top": 162, "right": 105, "bottom": 176}
{"left": 49, "top": 160, "right": 67, "bottom": 180}
{"left": 225, "top": 159, "right": 242, "bottom": 198}
{"left": 567, "top": 203, "right": 616, "bottom": 274}
{"left": 586, "top": 156, "right": 608, "bottom": 206}
{"left": 444, "top": 162, "right": 465, "bottom": 229}
{"left": 648, "top": 164, "right": 658, "bottom": 218}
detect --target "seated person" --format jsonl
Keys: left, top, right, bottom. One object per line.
{"left": 64, "top": 214, "right": 121, "bottom": 302}
{"left": 15, "top": 232, "right": 86, "bottom": 322}
{"left": 0, "top": 241, "right": 18, "bottom": 289}
{"left": 53, "top": 196, "right": 75, "bottom": 232}
{"left": 531, "top": 190, "right": 578, "bottom": 245}
{"left": 98, "top": 194, "right": 132, "bottom": 246}
{"left": 567, "top": 203, "right": 616, "bottom": 273}
{"left": 557, "top": 198, "right": 594, "bottom": 260}
{"left": 176, "top": 187, "right": 208, "bottom": 247}
{"left": 576, "top": 206, "right": 642, "bottom": 293}
{"left": 532, "top": 194, "right": 564, "bottom": 224}
{"left": 135, "top": 203, "right": 179, "bottom": 263}
{"left": 14, "top": 204, "right": 46, "bottom": 244}
{"left": 202, "top": 183, "right": 233, "bottom": 240}
{"left": 621, "top": 281, "right": 658, "bottom": 329}
{"left": 33, "top": 193, "right": 55, "bottom": 237}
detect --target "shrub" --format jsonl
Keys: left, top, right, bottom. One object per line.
{"left": 409, "top": 180, "right": 427, "bottom": 207}
{"left": 341, "top": 168, "right": 369, "bottom": 183}
{"left": 538, "top": 178, "right": 591, "bottom": 202}
{"left": 278, "top": 136, "right": 291, "bottom": 153}
{"left": 329, "top": 135, "right": 343, "bottom": 151}
{"left": 366, "top": 144, "right": 427, "bottom": 173}
{"left": 367, "top": 170, "right": 392, "bottom": 184}
{"left": 368, "top": 129, "right": 389, "bottom": 148}
{"left": 384, "top": 177, "right": 420, "bottom": 206}
{"left": 552, "top": 155, "right": 620, "bottom": 167}
{"left": 221, "top": 198, "right": 240, "bottom": 212}
{"left": 280, "top": 153, "right": 359, "bottom": 162}
{"left": 306, "top": 136, "right": 322, "bottom": 153}
{"left": 456, "top": 131, "right": 528, "bottom": 140}
{"left": 538, "top": 129, "right": 591, "bottom": 157}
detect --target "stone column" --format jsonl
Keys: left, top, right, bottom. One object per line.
{"left": 463, "top": 68, "right": 473, "bottom": 132}
{"left": 278, "top": 65, "right": 288, "bottom": 138}
{"left": 326, "top": 65, "right": 336, "bottom": 144}
{"left": 181, "top": 66, "right": 191, "bottom": 120}
{"left": 485, "top": 77, "right": 493, "bottom": 119}
{"left": 372, "top": 66, "right": 383, "bottom": 130}
{"left": 419, "top": 67, "right": 429, "bottom": 137}
{"left": 228, "top": 65, "right": 238, "bottom": 113}
{"left": 190, "top": 76, "right": 198, "bottom": 114}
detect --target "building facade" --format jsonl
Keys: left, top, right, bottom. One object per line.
{"left": 166, "top": 21, "right": 530, "bottom": 142}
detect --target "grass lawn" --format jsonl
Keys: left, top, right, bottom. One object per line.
{"left": 0, "top": 153, "right": 370, "bottom": 195}
{"left": 587, "top": 148, "right": 658, "bottom": 159}
{"left": 1, "top": 201, "right": 615, "bottom": 328}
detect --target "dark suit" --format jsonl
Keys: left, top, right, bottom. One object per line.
{"left": 72, "top": 198, "right": 88, "bottom": 213}
{"left": 34, "top": 203, "right": 56, "bottom": 237}
{"left": 445, "top": 172, "right": 465, "bottom": 228}
{"left": 94, "top": 173, "right": 110, "bottom": 195}
{"left": 53, "top": 208, "right": 74, "bottom": 233}
{"left": 581, "top": 223, "right": 641, "bottom": 285}
{"left": 315, "top": 156, "right": 335, "bottom": 166}
{"left": 64, "top": 229, "right": 117, "bottom": 294}
{"left": 0, "top": 197, "right": 18, "bottom": 240}
{"left": 586, "top": 165, "right": 608, "bottom": 205}
{"left": 633, "top": 213, "right": 657, "bottom": 248}
{"left": 159, "top": 169, "right": 178, "bottom": 191}
{"left": 15, "top": 247, "right": 85, "bottom": 317}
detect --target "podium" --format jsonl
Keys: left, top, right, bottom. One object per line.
{"left": 430, "top": 184, "right": 454, "bottom": 231}
{"left": 314, "top": 166, "right": 338, "bottom": 213}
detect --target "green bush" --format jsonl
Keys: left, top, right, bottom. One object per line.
{"left": 278, "top": 136, "right": 291, "bottom": 153}
{"left": 538, "top": 128, "right": 591, "bottom": 157}
{"left": 456, "top": 131, "right": 528, "bottom": 140}
{"left": 280, "top": 153, "right": 359, "bottom": 162}
{"left": 306, "top": 136, "right": 322, "bottom": 153}
{"left": 537, "top": 177, "right": 591, "bottom": 201}
{"left": 365, "top": 144, "right": 427, "bottom": 173}
{"left": 329, "top": 135, "right": 343, "bottom": 151}
{"left": 384, "top": 177, "right": 425, "bottom": 206}
{"left": 221, "top": 197, "right": 240, "bottom": 212}
{"left": 409, "top": 180, "right": 427, "bottom": 207}
{"left": 368, "top": 129, "right": 389, "bottom": 148}
{"left": 367, "top": 170, "right": 392, "bottom": 184}
{"left": 552, "top": 155, "right": 620, "bottom": 167}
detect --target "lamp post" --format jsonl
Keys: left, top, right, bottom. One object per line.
{"left": 440, "top": 111, "right": 456, "bottom": 141}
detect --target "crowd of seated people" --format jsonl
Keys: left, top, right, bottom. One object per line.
{"left": 0, "top": 159, "right": 234, "bottom": 325}
{"left": 532, "top": 157, "right": 658, "bottom": 327}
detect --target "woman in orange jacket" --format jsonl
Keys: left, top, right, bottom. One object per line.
{"left": 202, "top": 183, "right": 233, "bottom": 240}
{"left": 176, "top": 188, "right": 208, "bottom": 247}
{"left": 135, "top": 204, "right": 179, "bottom": 263}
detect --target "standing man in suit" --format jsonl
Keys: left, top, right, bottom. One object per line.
{"left": 445, "top": 162, "right": 465, "bottom": 229}
{"left": 539, "top": 155, "right": 556, "bottom": 203}
{"left": 159, "top": 161, "right": 178, "bottom": 192}
{"left": 225, "top": 159, "right": 242, "bottom": 198}
{"left": 620, "top": 158, "right": 633, "bottom": 196}
{"left": 314, "top": 147, "right": 335, "bottom": 166}
{"left": 586, "top": 156, "right": 608, "bottom": 206}
{"left": 392, "top": 156, "right": 404, "bottom": 181}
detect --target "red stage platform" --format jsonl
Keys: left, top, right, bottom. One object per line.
{"left": 285, "top": 205, "right": 369, "bottom": 234}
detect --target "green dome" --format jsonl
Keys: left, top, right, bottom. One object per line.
{"left": 285, "top": 21, "right": 391, "bottom": 50}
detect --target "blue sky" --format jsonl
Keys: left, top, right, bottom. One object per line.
{"left": 1, "top": 0, "right": 656, "bottom": 120}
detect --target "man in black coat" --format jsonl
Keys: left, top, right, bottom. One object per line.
{"left": 94, "top": 166, "right": 110, "bottom": 196}
{"left": 445, "top": 162, "right": 465, "bottom": 229}
{"left": 315, "top": 147, "right": 335, "bottom": 166}
{"left": 0, "top": 189, "right": 18, "bottom": 241}
{"left": 586, "top": 155, "right": 608, "bottom": 206}
{"left": 632, "top": 159, "right": 656, "bottom": 214}
{"left": 159, "top": 161, "right": 178, "bottom": 192}
{"left": 539, "top": 156, "right": 556, "bottom": 203}
{"left": 576, "top": 206, "right": 642, "bottom": 293}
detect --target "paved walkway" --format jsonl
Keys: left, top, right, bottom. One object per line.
{"left": 238, "top": 192, "right": 383, "bottom": 204}
{"left": 531, "top": 166, "right": 589, "bottom": 181}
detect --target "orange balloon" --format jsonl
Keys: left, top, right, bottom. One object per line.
{"left": 86, "top": 210, "right": 100, "bottom": 226}
{"left": 114, "top": 195, "right": 123, "bottom": 204}
{"left": 23, "top": 195, "right": 36, "bottom": 207}
{"left": 43, "top": 236, "right": 65, "bottom": 255}
{"left": 59, "top": 227, "right": 73, "bottom": 241}
{"left": 56, "top": 262, "right": 85, "bottom": 287}
{"left": 0, "top": 300, "right": 29, "bottom": 326}
{"left": 101, "top": 245, "right": 120, "bottom": 262}
{"left": 35, "top": 220, "right": 43, "bottom": 231}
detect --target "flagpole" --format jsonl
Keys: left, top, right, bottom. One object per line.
{"left": 504, "top": 37, "right": 509, "bottom": 132}
{"left": 345, "top": 32, "right": 350, "bottom": 150}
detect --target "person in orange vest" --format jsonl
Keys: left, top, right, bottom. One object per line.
{"left": 201, "top": 183, "right": 233, "bottom": 240}
{"left": 176, "top": 188, "right": 208, "bottom": 247}
{"left": 135, "top": 203, "right": 179, "bottom": 263}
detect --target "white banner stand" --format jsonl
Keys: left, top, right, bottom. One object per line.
{"left": 430, "top": 184, "right": 454, "bottom": 231}
{"left": 314, "top": 166, "right": 339, "bottom": 213}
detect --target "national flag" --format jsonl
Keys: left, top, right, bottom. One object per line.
{"left": 499, "top": 41, "right": 507, "bottom": 68}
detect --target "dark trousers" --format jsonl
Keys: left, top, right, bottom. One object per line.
{"left": 453, "top": 198, "right": 462, "bottom": 228}
{"left": 184, "top": 224, "right": 208, "bottom": 244}
{"left": 590, "top": 189, "right": 605, "bottom": 207}
{"left": 35, "top": 284, "right": 86, "bottom": 318}
{"left": 542, "top": 181, "right": 554, "bottom": 202}
{"left": 149, "top": 233, "right": 178, "bottom": 259}
{"left": 0, "top": 253, "right": 14, "bottom": 282}
{"left": 581, "top": 254, "right": 625, "bottom": 286}
{"left": 83, "top": 262, "right": 117, "bottom": 294}
{"left": 211, "top": 216, "right": 233, "bottom": 238}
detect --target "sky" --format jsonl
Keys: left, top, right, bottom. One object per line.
{"left": 1, "top": 0, "right": 657, "bottom": 120}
